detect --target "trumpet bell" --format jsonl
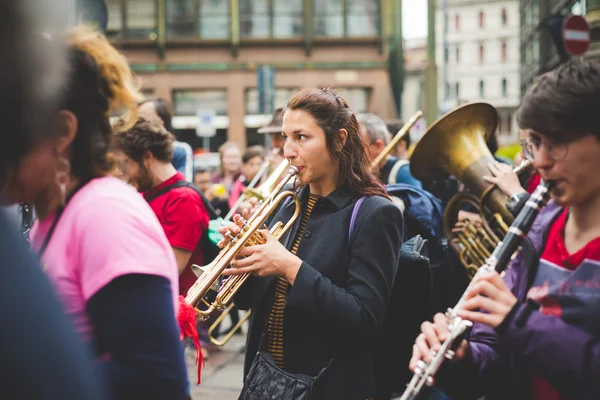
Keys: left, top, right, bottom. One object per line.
{"left": 191, "top": 263, "right": 220, "bottom": 292}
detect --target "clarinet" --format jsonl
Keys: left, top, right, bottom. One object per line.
{"left": 399, "top": 181, "right": 554, "bottom": 400}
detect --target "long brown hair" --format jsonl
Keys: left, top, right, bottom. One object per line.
{"left": 286, "top": 87, "right": 387, "bottom": 198}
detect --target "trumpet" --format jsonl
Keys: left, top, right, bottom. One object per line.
{"left": 399, "top": 181, "right": 554, "bottom": 400}
{"left": 185, "top": 164, "right": 301, "bottom": 320}
{"left": 371, "top": 110, "right": 423, "bottom": 168}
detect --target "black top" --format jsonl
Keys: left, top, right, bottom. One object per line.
{"left": 234, "top": 185, "right": 403, "bottom": 399}
{"left": 0, "top": 209, "right": 107, "bottom": 400}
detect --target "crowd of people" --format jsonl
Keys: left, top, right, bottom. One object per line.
{"left": 1, "top": 3, "right": 599, "bottom": 400}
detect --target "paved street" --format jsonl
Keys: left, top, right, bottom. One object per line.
{"left": 186, "top": 333, "right": 246, "bottom": 399}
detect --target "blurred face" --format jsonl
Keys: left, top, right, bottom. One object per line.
{"left": 222, "top": 147, "right": 241, "bottom": 174}
{"left": 1, "top": 140, "right": 57, "bottom": 205}
{"left": 113, "top": 150, "right": 154, "bottom": 192}
{"left": 359, "top": 125, "right": 382, "bottom": 161}
{"left": 194, "top": 171, "right": 212, "bottom": 194}
{"left": 525, "top": 129, "right": 600, "bottom": 207}
{"left": 269, "top": 132, "right": 285, "bottom": 153}
{"left": 282, "top": 109, "right": 338, "bottom": 187}
{"left": 241, "top": 156, "right": 264, "bottom": 182}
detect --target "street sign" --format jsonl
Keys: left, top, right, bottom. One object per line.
{"left": 196, "top": 109, "right": 216, "bottom": 138}
{"left": 562, "top": 14, "right": 590, "bottom": 56}
{"left": 257, "top": 65, "right": 275, "bottom": 115}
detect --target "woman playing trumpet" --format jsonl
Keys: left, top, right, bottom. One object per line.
{"left": 219, "top": 87, "right": 403, "bottom": 399}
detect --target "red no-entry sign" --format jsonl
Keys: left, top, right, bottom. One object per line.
{"left": 563, "top": 14, "right": 590, "bottom": 56}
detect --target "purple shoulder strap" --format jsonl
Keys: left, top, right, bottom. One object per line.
{"left": 349, "top": 196, "right": 368, "bottom": 243}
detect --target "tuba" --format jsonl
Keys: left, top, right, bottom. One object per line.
{"left": 186, "top": 163, "right": 301, "bottom": 321}
{"left": 410, "top": 102, "right": 530, "bottom": 278}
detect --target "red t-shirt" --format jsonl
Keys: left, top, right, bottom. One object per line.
{"left": 527, "top": 209, "right": 600, "bottom": 400}
{"left": 144, "top": 172, "right": 209, "bottom": 295}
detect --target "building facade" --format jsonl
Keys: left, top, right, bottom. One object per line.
{"left": 436, "top": 0, "right": 521, "bottom": 145}
{"left": 585, "top": 0, "right": 600, "bottom": 60}
{"left": 106, "top": 0, "right": 403, "bottom": 152}
{"left": 520, "top": 0, "right": 585, "bottom": 96}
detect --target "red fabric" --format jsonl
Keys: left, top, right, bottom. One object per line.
{"left": 145, "top": 172, "right": 210, "bottom": 295}
{"left": 177, "top": 296, "right": 203, "bottom": 383}
{"left": 532, "top": 208, "right": 600, "bottom": 400}
{"left": 526, "top": 173, "right": 541, "bottom": 194}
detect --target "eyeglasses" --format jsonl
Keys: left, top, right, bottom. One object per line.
{"left": 520, "top": 137, "right": 568, "bottom": 162}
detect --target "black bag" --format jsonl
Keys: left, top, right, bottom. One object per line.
{"left": 239, "top": 350, "right": 330, "bottom": 400}
{"left": 144, "top": 180, "right": 220, "bottom": 263}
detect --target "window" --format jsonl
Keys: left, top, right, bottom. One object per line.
{"left": 200, "top": 0, "right": 230, "bottom": 39}
{"left": 501, "top": 8, "right": 508, "bottom": 26}
{"left": 245, "top": 88, "right": 298, "bottom": 114}
{"left": 455, "top": 82, "right": 460, "bottom": 99}
{"left": 445, "top": 82, "right": 450, "bottom": 100}
{"left": 347, "top": 0, "right": 380, "bottom": 37}
{"left": 107, "top": 0, "right": 157, "bottom": 39}
{"left": 337, "top": 88, "right": 370, "bottom": 113}
{"left": 501, "top": 40, "right": 507, "bottom": 63}
{"left": 506, "top": 114, "right": 512, "bottom": 132}
{"left": 444, "top": 46, "right": 449, "bottom": 63}
{"left": 456, "top": 46, "right": 460, "bottom": 64}
{"left": 479, "top": 11, "right": 484, "bottom": 28}
{"left": 501, "top": 78, "right": 508, "bottom": 97}
{"left": 240, "top": 0, "right": 302, "bottom": 39}
{"left": 314, "top": 0, "right": 379, "bottom": 38}
{"left": 455, "top": 14, "right": 460, "bottom": 31}
{"left": 273, "top": 0, "right": 303, "bottom": 38}
{"left": 479, "top": 80, "right": 485, "bottom": 98}
{"left": 173, "top": 89, "right": 228, "bottom": 116}
{"left": 479, "top": 43, "right": 485, "bottom": 64}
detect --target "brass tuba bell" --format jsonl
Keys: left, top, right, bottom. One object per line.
{"left": 410, "top": 102, "right": 524, "bottom": 278}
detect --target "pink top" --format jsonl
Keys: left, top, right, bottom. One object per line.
{"left": 30, "top": 176, "right": 179, "bottom": 341}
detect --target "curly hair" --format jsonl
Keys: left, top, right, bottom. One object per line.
{"left": 112, "top": 112, "right": 175, "bottom": 163}
{"left": 60, "top": 25, "right": 141, "bottom": 181}
{"left": 286, "top": 87, "right": 388, "bottom": 199}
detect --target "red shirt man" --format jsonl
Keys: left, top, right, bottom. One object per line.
{"left": 145, "top": 172, "right": 209, "bottom": 294}
{"left": 112, "top": 112, "right": 209, "bottom": 294}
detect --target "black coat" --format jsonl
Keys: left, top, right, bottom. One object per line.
{"left": 234, "top": 185, "right": 403, "bottom": 399}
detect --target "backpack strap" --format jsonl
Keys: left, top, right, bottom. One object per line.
{"left": 348, "top": 196, "right": 368, "bottom": 243}
{"left": 388, "top": 159, "right": 410, "bottom": 185}
{"left": 144, "top": 180, "right": 218, "bottom": 220}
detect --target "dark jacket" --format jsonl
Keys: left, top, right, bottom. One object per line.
{"left": 234, "top": 185, "right": 403, "bottom": 399}
{"left": 437, "top": 202, "right": 600, "bottom": 399}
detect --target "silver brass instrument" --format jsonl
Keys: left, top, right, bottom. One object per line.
{"left": 410, "top": 102, "right": 532, "bottom": 278}
{"left": 185, "top": 163, "right": 301, "bottom": 321}
{"left": 400, "top": 181, "right": 554, "bottom": 400}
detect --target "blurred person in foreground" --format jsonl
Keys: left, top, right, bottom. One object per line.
{"left": 2, "top": 25, "right": 189, "bottom": 400}
{"left": 0, "top": 2, "right": 106, "bottom": 399}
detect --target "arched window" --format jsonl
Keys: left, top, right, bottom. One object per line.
{"left": 479, "top": 43, "right": 485, "bottom": 64}
{"left": 479, "top": 80, "right": 485, "bottom": 98}
{"left": 501, "top": 40, "right": 507, "bottom": 63}
{"left": 501, "top": 8, "right": 508, "bottom": 26}
{"left": 455, "top": 14, "right": 460, "bottom": 31}
{"left": 479, "top": 11, "right": 484, "bottom": 28}
{"left": 502, "top": 78, "right": 508, "bottom": 97}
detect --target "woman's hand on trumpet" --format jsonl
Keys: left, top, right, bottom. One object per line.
{"left": 221, "top": 229, "right": 302, "bottom": 285}
{"left": 409, "top": 313, "right": 469, "bottom": 372}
